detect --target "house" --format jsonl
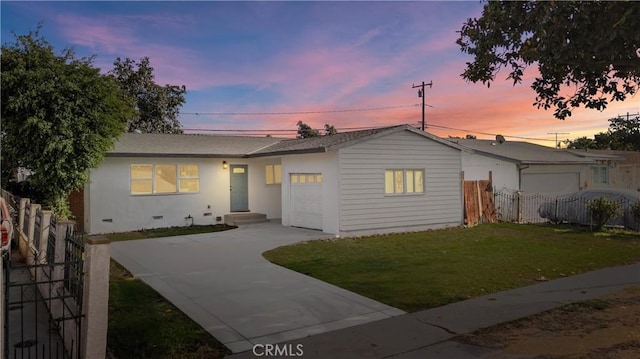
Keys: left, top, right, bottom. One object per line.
{"left": 80, "top": 125, "right": 465, "bottom": 236}
{"left": 569, "top": 149, "right": 640, "bottom": 192}
{"left": 448, "top": 137, "right": 620, "bottom": 195}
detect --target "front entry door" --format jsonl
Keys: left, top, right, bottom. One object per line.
{"left": 230, "top": 164, "right": 249, "bottom": 212}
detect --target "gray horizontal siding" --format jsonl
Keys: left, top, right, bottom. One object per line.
{"left": 338, "top": 131, "right": 463, "bottom": 232}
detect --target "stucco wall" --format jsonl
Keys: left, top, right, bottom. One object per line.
{"left": 86, "top": 156, "right": 281, "bottom": 234}
{"left": 461, "top": 152, "right": 518, "bottom": 192}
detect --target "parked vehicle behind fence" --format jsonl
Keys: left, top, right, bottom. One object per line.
{"left": 538, "top": 189, "right": 640, "bottom": 228}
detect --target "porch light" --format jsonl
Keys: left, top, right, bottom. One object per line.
{"left": 222, "top": 161, "right": 228, "bottom": 169}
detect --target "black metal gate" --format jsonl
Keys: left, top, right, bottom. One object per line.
{"left": 3, "top": 221, "right": 85, "bottom": 359}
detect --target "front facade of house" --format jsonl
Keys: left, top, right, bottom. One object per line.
{"left": 86, "top": 156, "right": 282, "bottom": 233}
{"left": 84, "top": 125, "right": 465, "bottom": 236}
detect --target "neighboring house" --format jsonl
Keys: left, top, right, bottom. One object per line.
{"left": 81, "top": 125, "right": 465, "bottom": 236}
{"left": 569, "top": 149, "right": 640, "bottom": 192}
{"left": 448, "top": 137, "right": 620, "bottom": 195}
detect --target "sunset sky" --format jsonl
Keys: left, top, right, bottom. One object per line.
{"left": 2, "top": 1, "right": 639, "bottom": 147}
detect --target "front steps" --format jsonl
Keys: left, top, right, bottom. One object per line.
{"left": 224, "top": 213, "right": 269, "bottom": 226}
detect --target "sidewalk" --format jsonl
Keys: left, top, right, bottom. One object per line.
{"left": 229, "top": 262, "right": 640, "bottom": 358}
{"left": 4, "top": 253, "right": 66, "bottom": 359}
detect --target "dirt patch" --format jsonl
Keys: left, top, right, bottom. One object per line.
{"left": 457, "top": 286, "right": 640, "bottom": 358}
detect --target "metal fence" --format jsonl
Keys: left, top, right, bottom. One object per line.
{"left": 493, "top": 190, "right": 640, "bottom": 229}
{"left": 1, "top": 190, "right": 20, "bottom": 227}
{"left": 3, "top": 194, "right": 86, "bottom": 359}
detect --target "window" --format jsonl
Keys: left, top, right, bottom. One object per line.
{"left": 131, "top": 165, "right": 153, "bottom": 195}
{"left": 265, "top": 164, "right": 282, "bottom": 184}
{"left": 385, "top": 169, "right": 424, "bottom": 195}
{"left": 592, "top": 166, "right": 608, "bottom": 185}
{"left": 155, "top": 165, "right": 177, "bottom": 193}
{"left": 179, "top": 165, "right": 199, "bottom": 192}
{"left": 290, "top": 173, "right": 322, "bottom": 184}
{"left": 130, "top": 164, "right": 200, "bottom": 195}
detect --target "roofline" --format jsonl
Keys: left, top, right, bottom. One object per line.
{"left": 468, "top": 149, "right": 596, "bottom": 165}
{"left": 105, "top": 153, "right": 246, "bottom": 158}
{"left": 246, "top": 147, "right": 327, "bottom": 158}
{"left": 325, "top": 124, "right": 469, "bottom": 152}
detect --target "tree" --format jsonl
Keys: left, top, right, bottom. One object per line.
{"left": 110, "top": 57, "right": 187, "bottom": 134}
{"left": 1, "top": 29, "right": 132, "bottom": 217}
{"left": 324, "top": 124, "right": 338, "bottom": 135}
{"left": 457, "top": 1, "right": 640, "bottom": 120}
{"left": 296, "top": 121, "right": 320, "bottom": 138}
{"left": 567, "top": 137, "right": 599, "bottom": 150}
{"left": 567, "top": 114, "right": 640, "bottom": 150}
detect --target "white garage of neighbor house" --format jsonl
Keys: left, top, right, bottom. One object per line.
{"left": 81, "top": 125, "right": 465, "bottom": 236}
{"left": 448, "top": 137, "right": 619, "bottom": 195}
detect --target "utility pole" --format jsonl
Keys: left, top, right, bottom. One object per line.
{"left": 412, "top": 81, "right": 432, "bottom": 131}
{"left": 548, "top": 132, "right": 570, "bottom": 148}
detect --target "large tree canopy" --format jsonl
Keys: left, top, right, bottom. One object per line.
{"left": 110, "top": 57, "right": 187, "bottom": 134}
{"left": 458, "top": 1, "right": 640, "bottom": 119}
{"left": 568, "top": 114, "right": 640, "bottom": 150}
{"left": 1, "top": 30, "right": 132, "bottom": 216}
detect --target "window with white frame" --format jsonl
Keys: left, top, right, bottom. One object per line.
{"left": 385, "top": 169, "right": 424, "bottom": 195}
{"left": 592, "top": 165, "right": 608, "bottom": 185}
{"left": 179, "top": 165, "right": 200, "bottom": 192}
{"left": 130, "top": 164, "right": 200, "bottom": 195}
{"left": 265, "top": 164, "right": 282, "bottom": 185}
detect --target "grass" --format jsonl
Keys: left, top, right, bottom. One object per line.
{"left": 562, "top": 299, "right": 610, "bottom": 312}
{"left": 263, "top": 223, "right": 640, "bottom": 312}
{"left": 104, "top": 224, "right": 235, "bottom": 242}
{"left": 108, "top": 261, "right": 230, "bottom": 359}
{"left": 107, "top": 224, "right": 236, "bottom": 358}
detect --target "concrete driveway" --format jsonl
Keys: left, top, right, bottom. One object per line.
{"left": 110, "top": 222, "right": 404, "bottom": 353}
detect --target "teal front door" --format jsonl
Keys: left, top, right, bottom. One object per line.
{"left": 230, "top": 164, "right": 249, "bottom": 212}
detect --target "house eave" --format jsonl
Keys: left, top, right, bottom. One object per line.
{"left": 246, "top": 148, "right": 327, "bottom": 158}
{"left": 105, "top": 153, "right": 246, "bottom": 158}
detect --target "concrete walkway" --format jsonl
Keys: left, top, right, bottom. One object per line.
{"left": 110, "top": 222, "right": 404, "bottom": 353}
{"left": 230, "top": 262, "right": 640, "bottom": 358}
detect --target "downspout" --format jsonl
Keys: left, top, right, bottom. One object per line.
{"left": 517, "top": 163, "right": 529, "bottom": 191}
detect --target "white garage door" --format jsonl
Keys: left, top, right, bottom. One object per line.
{"left": 290, "top": 173, "right": 323, "bottom": 230}
{"left": 521, "top": 172, "right": 579, "bottom": 195}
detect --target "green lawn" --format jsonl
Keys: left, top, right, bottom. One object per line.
{"left": 106, "top": 224, "right": 235, "bottom": 358}
{"left": 105, "top": 224, "right": 235, "bottom": 242}
{"left": 108, "top": 261, "right": 230, "bottom": 359}
{"left": 263, "top": 223, "right": 640, "bottom": 312}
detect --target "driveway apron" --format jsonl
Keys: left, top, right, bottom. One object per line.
{"left": 110, "top": 222, "right": 405, "bottom": 353}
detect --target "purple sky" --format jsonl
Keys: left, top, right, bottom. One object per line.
{"left": 2, "top": 1, "right": 638, "bottom": 146}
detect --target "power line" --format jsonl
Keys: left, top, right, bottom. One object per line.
{"left": 548, "top": 132, "right": 570, "bottom": 148}
{"left": 180, "top": 104, "right": 420, "bottom": 116}
{"left": 426, "top": 123, "right": 556, "bottom": 142}
{"left": 184, "top": 122, "right": 557, "bottom": 143}
{"left": 182, "top": 125, "right": 381, "bottom": 133}
{"left": 412, "top": 81, "right": 433, "bottom": 131}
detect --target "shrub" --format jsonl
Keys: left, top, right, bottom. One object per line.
{"left": 631, "top": 200, "right": 640, "bottom": 230}
{"left": 587, "top": 196, "right": 622, "bottom": 231}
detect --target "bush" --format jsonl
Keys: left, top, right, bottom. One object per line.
{"left": 587, "top": 196, "right": 622, "bottom": 231}
{"left": 631, "top": 201, "right": 640, "bottom": 230}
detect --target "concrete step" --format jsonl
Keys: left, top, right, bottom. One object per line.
{"left": 224, "top": 213, "right": 268, "bottom": 226}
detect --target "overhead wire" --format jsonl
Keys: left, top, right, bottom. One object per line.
{"left": 179, "top": 103, "right": 603, "bottom": 143}
{"left": 180, "top": 104, "right": 420, "bottom": 116}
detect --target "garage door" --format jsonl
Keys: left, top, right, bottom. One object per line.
{"left": 290, "top": 173, "right": 323, "bottom": 230}
{"left": 521, "top": 172, "right": 579, "bottom": 195}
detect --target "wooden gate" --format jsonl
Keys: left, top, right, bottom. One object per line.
{"left": 463, "top": 179, "right": 497, "bottom": 226}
